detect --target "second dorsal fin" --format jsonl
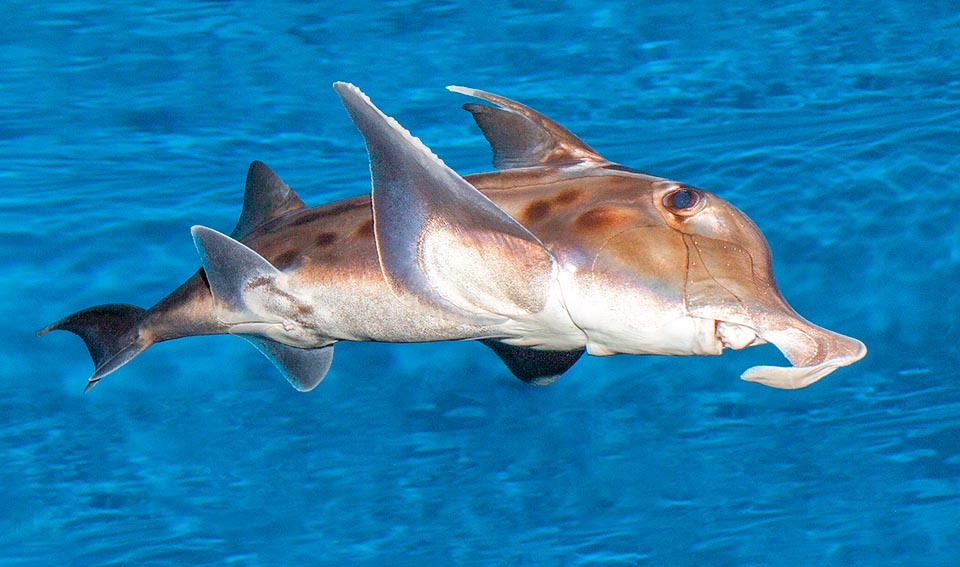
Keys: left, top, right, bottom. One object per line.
{"left": 230, "top": 161, "right": 307, "bottom": 239}
{"left": 447, "top": 86, "right": 608, "bottom": 169}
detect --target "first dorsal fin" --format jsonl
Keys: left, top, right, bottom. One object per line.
{"left": 447, "top": 86, "right": 608, "bottom": 170}
{"left": 230, "top": 161, "right": 307, "bottom": 239}
{"left": 333, "top": 82, "right": 558, "bottom": 323}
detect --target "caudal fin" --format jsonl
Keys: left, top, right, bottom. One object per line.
{"left": 37, "top": 304, "right": 151, "bottom": 392}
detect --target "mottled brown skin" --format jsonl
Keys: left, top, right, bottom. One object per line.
{"left": 144, "top": 167, "right": 658, "bottom": 348}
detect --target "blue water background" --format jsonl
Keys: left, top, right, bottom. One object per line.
{"left": 4, "top": 2, "right": 959, "bottom": 565}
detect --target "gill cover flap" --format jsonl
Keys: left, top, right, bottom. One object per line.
{"left": 333, "top": 82, "right": 557, "bottom": 320}
{"left": 447, "top": 86, "right": 607, "bottom": 169}
{"left": 231, "top": 161, "right": 307, "bottom": 239}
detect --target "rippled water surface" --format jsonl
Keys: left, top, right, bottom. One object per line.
{"left": 3, "top": 2, "right": 959, "bottom": 565}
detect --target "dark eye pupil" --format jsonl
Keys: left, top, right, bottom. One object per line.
{"left": 672, "top": 190, "right": 692, "bottom": 209}
{"left": 661, "top": 188, "right": 702, "bottom": 213}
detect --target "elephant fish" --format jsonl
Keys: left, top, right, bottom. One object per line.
{"left": 38, "top": 82, "right": 866, "bottom": 392}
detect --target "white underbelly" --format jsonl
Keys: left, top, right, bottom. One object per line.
{"left": 294, "top": 276, "right": 587, "bottom": 350}
{"left": 557, "top": 267, "right": 723, "bottom": 357}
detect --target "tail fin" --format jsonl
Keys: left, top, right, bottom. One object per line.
{"left": 37, "top": 304, "right": 151, "bottom": 392}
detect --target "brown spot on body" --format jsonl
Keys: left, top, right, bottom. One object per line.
{"left": 553, "top": 188, "right": 583, "bottom": 206}
{"left": 314, "top": 199, "right": 369, "bottom": 219}
{"left": 522, "top": 199, "right": 551, "bottom": 223}
{"left": 283, "top": 198, "right": 369, "bottom": 230}
{"left": 316, "top": 232, "right": 337, "bottom": 247}
{"left": 273, "top": 249, "right": 300, "bottom": 270}
{"left": 296, "top": 303, "right": 314, "bottom": 316}
{"left": 574, "top": 206, "right": 633, "bottom": 233}
{"left": 354, "top": 218, "right": 375, "bottom": 238}
{"left": 245, "top": 276, "right": 272, "bottom": 291}
{"left": 285, "top": 213, "right": 317, "bottom": 229}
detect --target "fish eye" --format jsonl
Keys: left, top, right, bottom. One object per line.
{"left": 662, "top": 187, "right": 703, "bottom": 215}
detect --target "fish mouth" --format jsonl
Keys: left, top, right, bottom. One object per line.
{"left": 713, "top": 318, "right": 867, "bottom": 389}
{"left": 715, "top": 320, "right": 765, "bottom": 350}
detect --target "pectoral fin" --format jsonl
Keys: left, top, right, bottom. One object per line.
{"left": 447, "top": 86, "right": 607, "bottom": 169}
{"left": 333, "top": 82, "right": 558, "bottom": 321}
{"left": 481, "top": 339, "right": 584, "bottom": 386}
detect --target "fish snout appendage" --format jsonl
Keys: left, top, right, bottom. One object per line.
{"left": 741, "top": 317, "right": 867, "bottom": 389}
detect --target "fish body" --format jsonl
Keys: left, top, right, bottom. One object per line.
{"left": 39, "top": 83, "right": 866, "bottom": 392}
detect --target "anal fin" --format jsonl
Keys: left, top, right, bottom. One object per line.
{"left": 480, "top": 339, "right": 584, "bottom": 386}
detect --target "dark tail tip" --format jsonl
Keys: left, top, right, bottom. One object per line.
{"left": 38, "top": 304, "right": 151, "bottom": 391}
